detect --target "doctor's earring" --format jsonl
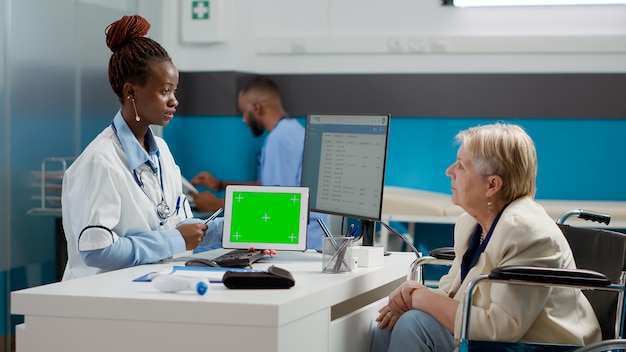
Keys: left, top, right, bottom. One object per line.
{"left": 129, "top": 96, "right": 140, "bottom": 122}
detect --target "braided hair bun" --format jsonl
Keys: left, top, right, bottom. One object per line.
{"left": 105, "top": 15, "right": 171, "bottom": 102}
{"left": 105, "top": 15, "right": 150, "bottom": 52}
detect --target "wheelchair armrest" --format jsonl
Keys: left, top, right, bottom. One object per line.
{"left": 461, "top": 267, "right": 619, "bottom": 340}
{"left": 407, "top": 255, "right": 454, "bottom": 281}
{"left": 408, "top": 247, "right": 456, "bottom": 282}
{"left": 429, "top": 246, "right": 456, "bottom": 261}
{"left": 489, "top": 265, "right": 611, "bottom": 287}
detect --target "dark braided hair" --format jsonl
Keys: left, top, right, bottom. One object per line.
{"left": 105, "top": 15, "right": 171, "bottom": 103}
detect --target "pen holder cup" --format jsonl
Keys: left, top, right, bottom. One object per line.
{"left": 322, "top": 237, "right": 354, "bottom": 273}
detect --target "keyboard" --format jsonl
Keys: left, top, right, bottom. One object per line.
{"left": 213, "top": 249, "right": 265, "bottom": 268}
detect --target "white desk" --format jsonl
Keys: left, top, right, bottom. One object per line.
{"left": 11, "top": 250, "right": 415, "bottom": 352}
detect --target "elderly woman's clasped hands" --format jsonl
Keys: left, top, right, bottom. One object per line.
{"left": 376, "top": 281, "right": 434, "bottom": 330}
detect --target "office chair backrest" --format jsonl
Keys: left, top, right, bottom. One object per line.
{"left": 559, "top": 224, "right": 626, "bottom": 340}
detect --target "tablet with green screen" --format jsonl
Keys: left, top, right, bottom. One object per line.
{"left": 222, "top": 185, "right": 309, "bottom": 251}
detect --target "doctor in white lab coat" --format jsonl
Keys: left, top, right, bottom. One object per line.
{"left": 61, "top": 15, "right": 222, "bottom": 280}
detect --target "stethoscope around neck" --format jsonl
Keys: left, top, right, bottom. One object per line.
{"left": 132, "top": 160, "right": 173, "bottom": 225}
{"left": 111, "top": 120, "right": 173, "bottom": 225}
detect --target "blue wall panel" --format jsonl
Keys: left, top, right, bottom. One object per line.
{"left": 164, "top": 116, "right": 286, "bottom": 194}
{"left": 165, "top": 116, "right": 626, "bottom": 201}
{"left": 385, "top": 117, "right": 626, "bottom": 200}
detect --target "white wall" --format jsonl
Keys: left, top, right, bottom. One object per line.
{"left": 146, "top": 0, "right": 626, "bottom": 74}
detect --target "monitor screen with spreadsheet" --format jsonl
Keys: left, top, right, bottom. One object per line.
{"left": 301, "top": 113, "right": 390, "bottom": 246}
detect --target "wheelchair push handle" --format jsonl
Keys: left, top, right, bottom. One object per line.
{"left": 557, "top": 209, "right": 611, "bottom": 225}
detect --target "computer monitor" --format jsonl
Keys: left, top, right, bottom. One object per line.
{"left": 301, "top": 113, "right": 390, "bottom": 246}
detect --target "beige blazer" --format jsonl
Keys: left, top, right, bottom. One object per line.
{"left": 435, "top": 196, "right": 601, "bottom": 345}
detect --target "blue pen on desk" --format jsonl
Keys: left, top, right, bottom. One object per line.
{"left": 204, "top": 208, "right": 223, "bottom": 224}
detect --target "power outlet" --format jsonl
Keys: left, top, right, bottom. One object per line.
{"left": 387, "top": 38, "right": 404, "bottom": 53}
{"left": 430, "top": 39, "right": 447, "bottom": 53}
{"left": 407, "top": 38, "right": 425, "bottom": 52}
{"left": 290, "top": 39, "right": 306, "bottom": 53}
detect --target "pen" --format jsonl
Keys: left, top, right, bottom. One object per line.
{"left": 318, "top": 218, "right": 351, "bottom": 271}
{"left": 347, "top": 225, "right": 360, "bottom": 238}
{"left": 345, "top": 223, "right": 355, "bottom": 237}
{"left": 204, "top": 208, "right": 223, "bottom": 224}
{"left": 332, "top": 239, "right": 352, "bottom": 272}
{"left": 175, "top": 196, "right": 181, "bottom": 215}
{"left": 317, "top": 218, "right": 338, "bottom": 249}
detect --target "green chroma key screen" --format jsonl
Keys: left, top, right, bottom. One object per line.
{"left": 229, "top": 191, "right": 303, "bottom": 244}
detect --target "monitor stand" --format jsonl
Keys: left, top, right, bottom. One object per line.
{"left": 360, "top": 219, "right": 375, "bottom": 246}
{"left": 361, "top": 219, "right": 392, "bottom": 256}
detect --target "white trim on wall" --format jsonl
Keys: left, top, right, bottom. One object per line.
{"left": 256, "top": 35, "right": 626, "bottom": 55}
{"left": 150, "top": 0, "right": 626, "bottom": 73}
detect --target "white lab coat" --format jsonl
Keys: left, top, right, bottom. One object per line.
{"left": 62, "top": 115, "right": 202, "bottom": 280}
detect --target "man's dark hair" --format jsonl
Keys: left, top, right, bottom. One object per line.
{"left": 241, "top": 76, "right": 280, "bottom": 97}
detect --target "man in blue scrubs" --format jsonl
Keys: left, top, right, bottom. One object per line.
{"left": 191, "top": 76, "right": 326, "bottom": 250}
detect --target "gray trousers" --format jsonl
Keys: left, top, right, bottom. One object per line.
{"left": 370, "top": 310, "right": 456, "bottom": 352}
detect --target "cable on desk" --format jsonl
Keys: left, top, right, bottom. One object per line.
{"left": 379, "top": 221, "right": 422, "bottom": 258}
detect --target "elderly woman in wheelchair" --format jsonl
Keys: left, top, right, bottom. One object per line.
{"left": 370, "top": 123, "right": 602, "bottom": 352}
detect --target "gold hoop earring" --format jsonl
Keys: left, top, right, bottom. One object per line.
{"left": 131, "top": 98, "right": 140, "bottom": 122}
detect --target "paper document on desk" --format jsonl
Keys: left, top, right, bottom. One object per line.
{"left": 182, "top": 176, "right": 199, "bottom": 195}
{"left": 134, "top": 266, "right": 263, "bottom": 283}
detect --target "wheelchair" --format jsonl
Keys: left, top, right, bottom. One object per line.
{"left": 405, "top": 209, "right": 626, "bottom": 352}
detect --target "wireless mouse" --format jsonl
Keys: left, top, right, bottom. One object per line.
{"left": 184, "top": 258, "right": 221, "bottom": 267}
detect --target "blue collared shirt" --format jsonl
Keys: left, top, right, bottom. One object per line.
{"left": 113, "top": 111, "right": 160, "bottom": 172}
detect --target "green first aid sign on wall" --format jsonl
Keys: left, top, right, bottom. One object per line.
{"left": 181, "top": 0, "right": 222, "bottom": 43}
{"left": 192, "top": 1, "right": 210, "bottom": 20}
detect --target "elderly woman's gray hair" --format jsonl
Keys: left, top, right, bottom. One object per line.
{"left": 455, "top": 123, "right": 537, "bottom": 203}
